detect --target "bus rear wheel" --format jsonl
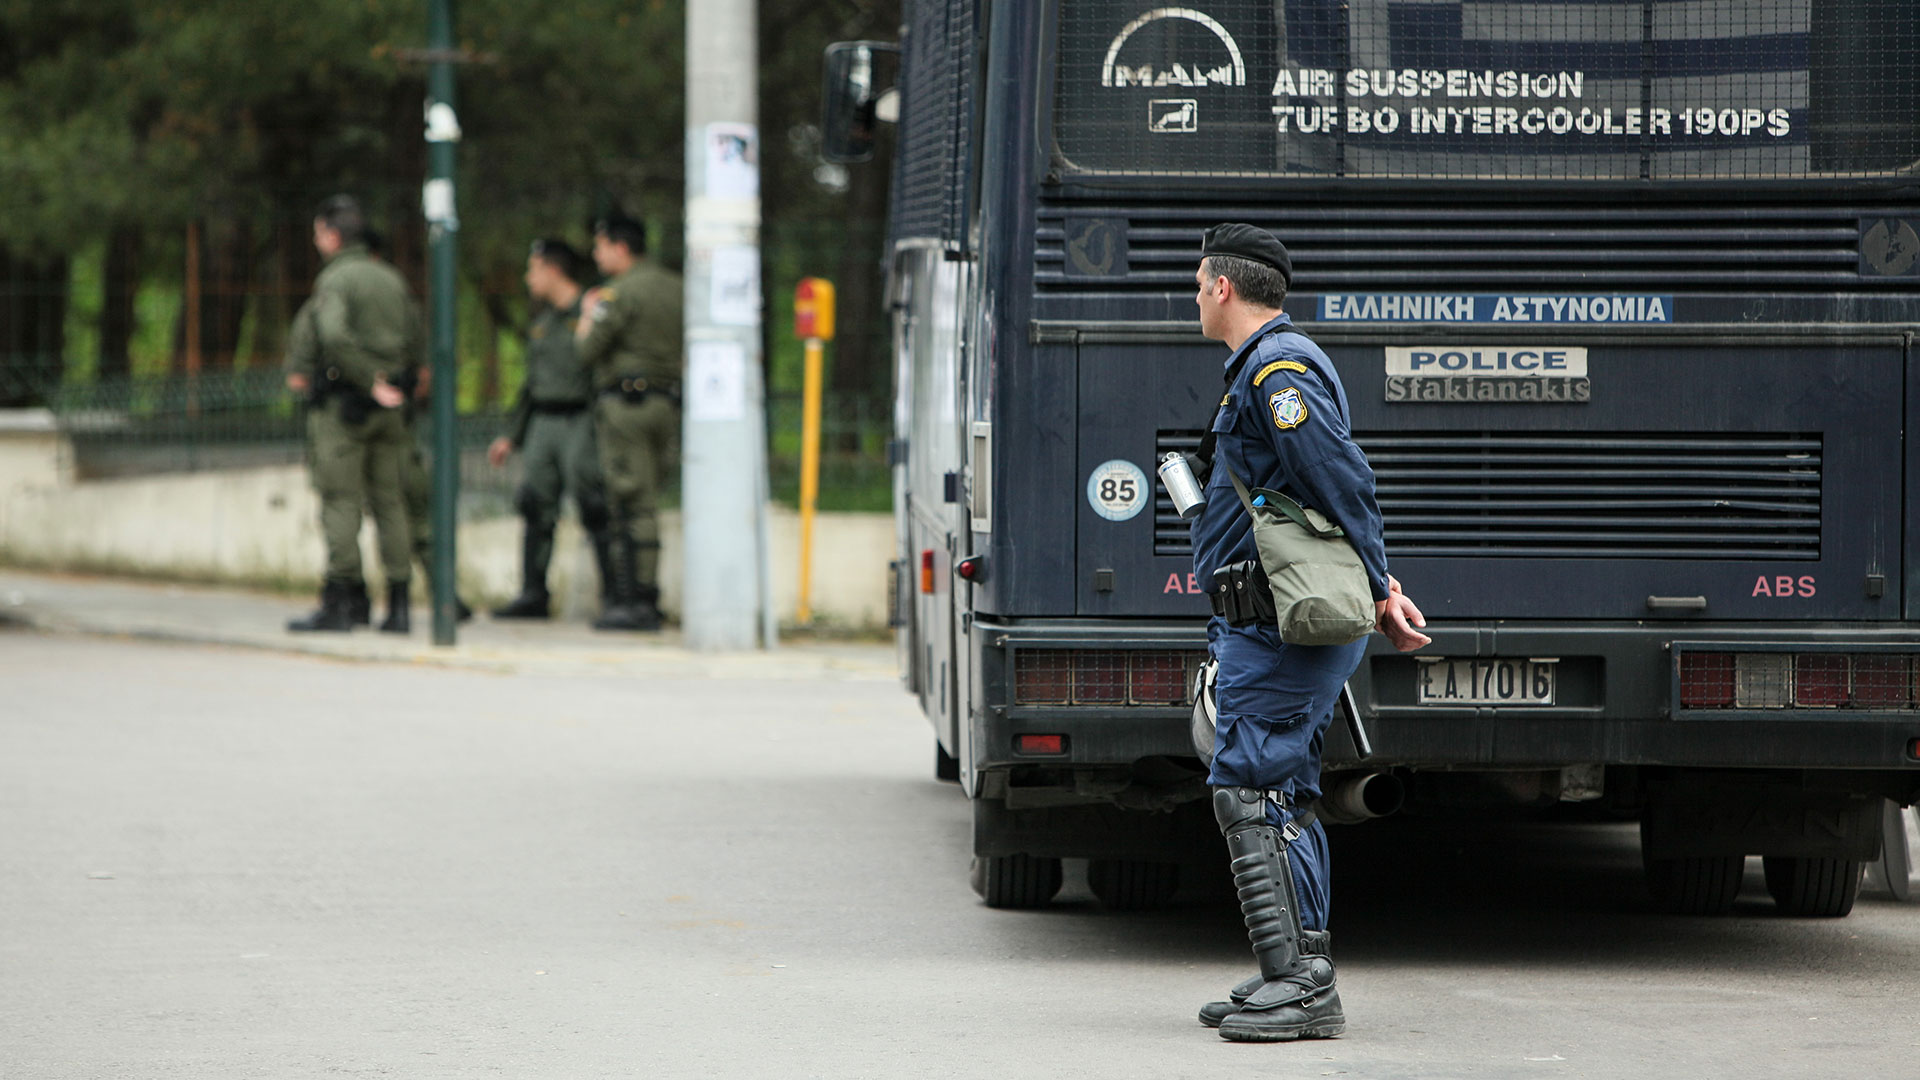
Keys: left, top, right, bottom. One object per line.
{"left": 970, "top": 854, "right": 1063, "bottom": 909}
{"left": 1763, "top": 856, "right": 1861, "bottom": 918}
{"left": 1644, "top": 853, "right": 1745, "bottom": 915}
{"left": 1087, "top": 859, "right": 1181, "bottom": 911}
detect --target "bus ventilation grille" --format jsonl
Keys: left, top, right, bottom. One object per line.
{"left": 1039, "top": 202, "right": 1920, "bottom": 297}
{"left": 1154, "top": 430, "right": 1821, "bottom": 561}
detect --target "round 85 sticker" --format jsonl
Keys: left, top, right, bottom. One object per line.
{"left": 1086, "top": 459, "right": 1148, "bottom": 522}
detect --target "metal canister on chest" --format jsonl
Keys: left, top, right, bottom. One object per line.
{"left": 1157, "top": 451, "right": 1208, "bottom": 519}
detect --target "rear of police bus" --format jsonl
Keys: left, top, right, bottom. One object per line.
{"left": 874, "top": 0, "right": 1920, "bottom": 911}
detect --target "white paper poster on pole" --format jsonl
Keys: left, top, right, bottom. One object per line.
{"left": 709, "top": 245, "right": 761, "bottom": 326}
{"left": 687, "top": 340, "right": 748, "bottom": 422}
{"left": 704, "top": 122, "right": 760, "bottom": 201}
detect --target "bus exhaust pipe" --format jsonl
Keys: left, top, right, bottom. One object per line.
{"left": 1321, "top": 773, "right": 1405, "bottom": 825}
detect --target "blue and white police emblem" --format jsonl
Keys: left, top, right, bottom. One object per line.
{"left": 1268, "top": 386, "right": 1307, "bottom": 430}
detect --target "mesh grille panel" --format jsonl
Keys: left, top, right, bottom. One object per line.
{"left": 891, "top": 0, "right": 975, "bottom": 243}
{"left": 1054, "top": 0, "right": 1920, "bottom": 180}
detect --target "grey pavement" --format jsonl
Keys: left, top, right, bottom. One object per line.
{"left": 4, "top": 582, "right": 1920, "bottom": 1078}
{"left": 0, "top": 569, "right": 892, "bottom": 681}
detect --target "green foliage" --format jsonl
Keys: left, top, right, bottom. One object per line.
{"left": 5, "top": 0, "right": 899, "bottom": 504}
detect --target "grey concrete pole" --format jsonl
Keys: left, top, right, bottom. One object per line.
{"left": 682, "top": 0, "right": 771, "bottom": 650}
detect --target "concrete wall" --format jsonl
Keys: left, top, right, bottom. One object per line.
{"left": 0, "top": 414, "right": 893, "bottom": 629}
{"left": 0, "top": 410, "right": 74, "bottom": 493}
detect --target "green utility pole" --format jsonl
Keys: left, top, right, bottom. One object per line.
{"left": 424, "top": 0, "right": 461, "bottom": 646}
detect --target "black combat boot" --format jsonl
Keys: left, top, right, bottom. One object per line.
{"left": 288, "top": 579, "right": 355, "bottom": 633}
{"left": 1198, "top": 931, "right": 1333, "bottom": 1028}
{"left": 346, "top": 581, "right": 372, "bottom": 626}
{"left": 1216, "top": 932, "right": 1343, "bottom": 1042}
{"left": 622, "top": 584, "right": 665, "bottom": 631}
{"left": 494, "top": 521, "right": 553, "bottom": 619}
{"left": 492, "top": 590, "right": 551, "bottom": 619}
{"left": 378, "top": 581, "right": 411, "bottom": 634}
{"left": 592, "top": 537, "right": 661, "bottom": 632}
{"left": 591, "top": 530, "right": 616, "bottom": 611}
{"left": 1207, "top": 787, "right": 1345, "bottom": 1043}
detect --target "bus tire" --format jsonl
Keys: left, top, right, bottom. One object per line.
{"left": 1645, "top": 853, "right": 1745, "bottom": 915}
{"left": 1087, "top": 859, "right": 1181, "bottom": 911}
{"left": 935, "top": 742, "right": 960, "bottom": 783}
{"left": 970, "top": 854, "right": 1063, "bottom": 909}
{"left": 1763, "top": 856, "right": 1861, "bottom": 918}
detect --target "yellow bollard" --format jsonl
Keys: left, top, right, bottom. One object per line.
{"left": 793, "top": 278, "right": 836, "bottom": 626}
{"left": 798, "top": 336, "right": 824, "bottom": 624}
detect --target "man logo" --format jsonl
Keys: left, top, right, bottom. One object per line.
{"left": 1150, "top": 99, "right": 1198, "bottom": 133}
{"left": 1861, "top": 219, "right": 1920, "bottom": 277}
{"left": 1065, "top": 218, "right": 1127, "bottom": 277}
{"left": 1101, "top": 7, "right": 1247, "bottom": 88}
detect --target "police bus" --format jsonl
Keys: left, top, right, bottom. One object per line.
{"left": 824, "top": 0, "right": 1920, "bottom": 915}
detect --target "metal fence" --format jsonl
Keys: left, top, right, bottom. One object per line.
{"left": 37, "top": 370, "right": 892, "bottom": 514}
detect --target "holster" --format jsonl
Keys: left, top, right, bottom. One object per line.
{"left": 1210, "top": 560, "right": 1277, "bottom": 627}
{"left": 605, "top": 376, "right": 681, "bottom": 407}
{"left": 336, "top": 389, "right": 374, "bottom": 426}
{"left": 315, "top": 366, "right": 373, "bottom": 425}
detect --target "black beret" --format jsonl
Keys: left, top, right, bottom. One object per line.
{"left": 1201, "top": 223, "right": 1291, "bottom": 285}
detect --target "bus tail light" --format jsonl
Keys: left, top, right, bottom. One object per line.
{"left": 1073, "top": 651, "right": 1127, "bottom": 703}
{"left": 1014, "top": 651, "right": 1073, "bottom": 705}
{"left": 1014, "top": 650, "right": 1209, "bottom": 706}
{"left": 1680, "top": 652, "right": 1917, "bottom": 710}
{"left": 1853, "top": 656, "right": 1913, "bottom": 708}
{"left": 1679, "top": 652, "right": 1734, "bottom": 708}
{"left": 920, "top": 549, "right": 934, "bottom": 594}
{"left": 1793, "top": 655, "right": 1848, "bottom": 707}
{"left": 1129, "top": 651, "right": 1188, "bottom": 705}
{"left": 1015, "top": 734, "right": 1066, "bottom": 755}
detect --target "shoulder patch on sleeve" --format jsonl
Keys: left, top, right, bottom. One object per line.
{"left": 1252, "top": 359, "right": 1309, "bottom": 387}
{"left": 1268, "top": 386, "right": 1308, "bottom": 430}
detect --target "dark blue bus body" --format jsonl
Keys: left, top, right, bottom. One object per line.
{"left": 867, "top": 0, "right": 1920, "bottom": 912}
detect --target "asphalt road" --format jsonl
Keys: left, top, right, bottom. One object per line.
{"left": 4, "top": 629, "right": 1918, "bottom": 1079}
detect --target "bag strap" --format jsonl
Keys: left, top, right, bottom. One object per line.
{"left": 1197, "top": 326, "right": 1317, "bottom": 472}
{"left": 1220, "top": 459, "right": 1344, "bottom": 538}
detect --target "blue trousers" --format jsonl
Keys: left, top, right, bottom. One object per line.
{"left": 1206, "top": 618, "right": 1368, "bottom": 932}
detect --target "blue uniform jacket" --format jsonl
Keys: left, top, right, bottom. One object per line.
{"left": 1189, "top": 313, "right": 1391, "bottom": 603}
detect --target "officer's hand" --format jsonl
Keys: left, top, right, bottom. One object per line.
{"left": 575, "top": 288, "right": 605, "bottom": 341}
{"left": 286, "top": 373, "right": 309, "bottom": 393}
{"left": 487, "top": 437, "right": 513, "bottom": 468}
{"left": 371, "top": 379, "right": 405, "bottom": 408}
{"left": 1374, "top": 591, "right": 1431, "bottom": 652}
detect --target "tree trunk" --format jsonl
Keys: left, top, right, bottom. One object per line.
{"left": 98, "top": 227, "right": 142, "bottom": 382}
{"left": 171, "top": 217, "right": 256, "bottom": 373}
{"left": 0, "top": 248, "right": 71, "bottom": 407}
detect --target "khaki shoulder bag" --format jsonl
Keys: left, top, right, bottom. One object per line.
{"left": 1222, "top": 463, "right": 1375, "bottom": 646}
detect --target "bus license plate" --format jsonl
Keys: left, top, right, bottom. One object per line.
{"left": 1417, "top": 658, "right": 1557, "bottom": 706}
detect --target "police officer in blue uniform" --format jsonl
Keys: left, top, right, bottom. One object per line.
{"left": 1186, "top": 224, "right": 1431, "bottom": 1043}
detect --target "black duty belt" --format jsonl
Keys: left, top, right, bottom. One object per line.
{"left": 530, "top": 400, "right": 589, "bottom": 416}
{"left": 602, "top": 376, "right": 682, "bottom": 406}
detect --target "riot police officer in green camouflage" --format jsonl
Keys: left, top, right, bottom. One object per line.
{"left": 365, "top": 227, "right": 470, "bottom": 623}
{"left": 284, "top": 296, "right": 370, "bottom": 626}
{"left": 489, "top": 239, "right": 616, "bottom": 619}
{"left": 575, "top": 214, "right": 681, "bottom": 632}
{"left": 286, "top": 195, "right": 419, "bottom": 634}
